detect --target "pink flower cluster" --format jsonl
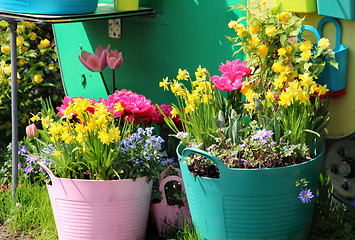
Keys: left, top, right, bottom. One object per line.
{"left": 211, "top": 59, "right": 251, "bottom": 91}
{"left": 99, "top": 89, "right": 156, "bottom": 124}
{"left": 144, "top": 104, "right": 182, "bottom": 129}
{"left": 56, "top": 90, "right": 156, "bottom": 125}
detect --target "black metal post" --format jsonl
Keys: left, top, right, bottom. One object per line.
{"left": 9, "top": 20, "right": 18, "bottom": 201}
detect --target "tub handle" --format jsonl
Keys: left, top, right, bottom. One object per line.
{"left": 37, "top": 161, "right": 57, "bottom": 180}
{"left": 182, "top": 147, "right": 229, "bottom": 176}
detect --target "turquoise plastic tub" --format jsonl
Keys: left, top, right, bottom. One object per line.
{"left": 0, "top": 0, "right": 99, "bottom": 15}
{"left": 177, "top": 143, "right": 324, "bottom": 240}
{"left": 317, "top": 0, "right": 355, "bottom": 20}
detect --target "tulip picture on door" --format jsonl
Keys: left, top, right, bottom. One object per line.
{"left": 79, "top": 44, "right": 123, "bottom": 96}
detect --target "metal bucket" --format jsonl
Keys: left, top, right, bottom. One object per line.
{"left": 38, "top": 162, "right": 152, "bottom": 240}
{"left": 177, "top": 143, "right": 324, "bottom": 240}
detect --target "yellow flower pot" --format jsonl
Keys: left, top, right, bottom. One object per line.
{"left": 274, "top": 0, "right": 317, "bottom": 13}
{"left": 116, "top": 0, "right": 139, "bottom": 11}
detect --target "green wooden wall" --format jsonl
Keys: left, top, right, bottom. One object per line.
{"left": 53, "top": 0, "right": 245, "bottom": 104}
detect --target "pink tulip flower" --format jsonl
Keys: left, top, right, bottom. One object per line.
{"left": 107, "top": 50, "right": 123, "bottom": 70}
{"left": 26, "top": 123, "right": 39, "bottom": 139}
{"left": 78, "top": 44, "right": 111, "bottom": 72}
{"left": 211, "top": 59, "right": 251, "bottom": 91}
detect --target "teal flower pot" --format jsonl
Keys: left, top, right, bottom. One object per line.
{"left": 177, "top": 142, "right": 324, "bottom": 240}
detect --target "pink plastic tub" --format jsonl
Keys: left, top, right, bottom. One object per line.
{"left": 38, "top": 162, "right": 152, "bottom": 240}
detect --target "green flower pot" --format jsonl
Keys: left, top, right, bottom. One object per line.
{"left": 177, "top": 142, "right": 324, "bottom": 240}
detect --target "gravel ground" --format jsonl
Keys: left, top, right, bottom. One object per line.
{"left": 0, "top": 224, "right": 34, "bottom": 240}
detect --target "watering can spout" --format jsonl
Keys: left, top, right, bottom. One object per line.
{"left": 37, "top": 161, "right": 56, "bottom": 180}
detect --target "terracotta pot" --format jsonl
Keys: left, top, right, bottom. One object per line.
{"left": 38, "top": 162, "right": 152, "bottom": 240}
{"left": 150, "top": 168, "right": 191, "bottom": 235}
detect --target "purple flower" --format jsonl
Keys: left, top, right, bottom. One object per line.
{"left": 160, "top": 159, "right": 169, "bottom": 166}
{"left": 270, "top": 141, "right": 276, "bottom": 146}
{"left": 240, "top": 158, "right": 250, "bottom": 165}
{"left": 206, "top": 144, "right": 216, "bottom": 152}
{"left": 252, "top": 129, "right": 274, "bottom": 141}
{"left": 26, "top": 155, "right": 39, "bottom": 163}
{"left": 24, "top": 165, "right": 34, "bottom": 174}
{"left": 18, "top": 146, "right": 28, "bottom": 155}
{"left": 240, "top": 143, "right": 247, "bottom": 148}
{"left": 298, "top": 189, "right": 314, "bottom": 204}
{"left": 176, "top": 132, "right": 190, "bottom": 139}
{"left": 18, "top": 163, "right": 22, "bottom": 169}
{"left": 349, "top": 200, "right": 355, "bottom": 207}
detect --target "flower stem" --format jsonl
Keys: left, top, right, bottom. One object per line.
{"left": 100, "top": 71, "right": 110, "bottom": 96}
{"left": 113, "top": 69, "right": 116, "bottom": 92}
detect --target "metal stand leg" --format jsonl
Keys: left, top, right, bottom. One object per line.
{"left": 9, "top": 20, "right": 18, "bottom": 201}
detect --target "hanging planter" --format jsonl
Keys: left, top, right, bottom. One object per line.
{"left": 177, "top": 143, "right": 324, "bottom": 240}
{"left": 297, "top": 18, "right": 348, "bottom": 94}
{"left": 0, "top": 0, "right": 99, "bottom": 15}
{"left": 317, "top": 0, "right": 355, "bottom": 20}
{"left": 38, "top": 162, "right": 152, "bottom": 240}
{"left": 274, "top": 0, "right": 317, "bottom": 13}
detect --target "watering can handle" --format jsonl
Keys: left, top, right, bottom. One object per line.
{"left": 317, "top": 17, "right": 342, "bottom": 52}
{"left": 37, "top": 161, "right": 56, "bottom": 180}
{"left": 297, "top": 25, "right": 321, "bottom": 43}
{"left": 182, "top": 147, "right": 229, "bottom": 175}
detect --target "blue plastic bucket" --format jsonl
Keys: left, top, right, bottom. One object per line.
{"left": 177, "top": 143, "right": 324, "bottom": 240}
{"left": 317, "top": 0, "right": 355, "bottom": 20}
{"left": 0, "top": 0, "right": 99, "bottom": 15}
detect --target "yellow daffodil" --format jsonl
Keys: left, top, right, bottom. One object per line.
{"left": 265, "top": 25, "right": 276, "bottom": 37}
{"left": 228, "top": 20, "right": 238, "bottom": 29}
{"left": 299, "top": 73, "right": 316, "bottom": 87}
{"left": 177, "top": 68, "right": 189, "bottom": 81}
{"left": 159, "top": 77, "right": 169, "bottom": 90}
{"left": 278, "top": 12, "right": 292, "bottom": 22}
{"left": 19, "top": 58, "right": 26, "bottom": 66}
{"left": 4, "top": 67, "right": 11, "bottom": 75}
{"left": 299, "top": 40, "right": 313, "bottom": 52}
{"left": 257, "top": 44, "right": 268, "bottom": 58}
{"left": 16, "top": 36, "right": 24, "bottom": 46}
{"left": 272, "top": 62, "right": 283, "bottom": 73}
{"left": 34, "top": 74, "right": 43, "bottom": 84}
{"left": 278, "top": 47, "right": 287, "bottom": 57}
{"left": 1, "top": 45, "right": 10, "bottom": 54}
{"left": 300, "top": 50, "right": 313, "bottom": 60}
{"left": 249, "top": 24, "right": 260, "bottom": 35}
{"left": 195, "top": 65, "right": 207, "bottom": 80}
{"left": 250, "top": 37, "right": 260, "bottom": 48}
{"left": 38, "top": 39, "right": 50, "bottom": 50}
{"left": 28, "top": 32, "right": 37, "bottom": 41}
{"left": 318, "top": 38, "right": 330, "bottom": 50}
